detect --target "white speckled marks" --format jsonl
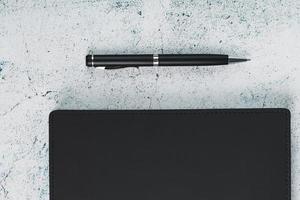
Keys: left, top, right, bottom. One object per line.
{"left": 0, "top": 0, "right": 300, "bottom": 199}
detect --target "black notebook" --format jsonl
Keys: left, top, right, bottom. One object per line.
{"left": 49, "top": 109, "right": 290, "bottom": 200}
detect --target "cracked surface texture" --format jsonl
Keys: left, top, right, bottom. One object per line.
{"left": 0, "top": 0, "right": 300, "bottom": 199}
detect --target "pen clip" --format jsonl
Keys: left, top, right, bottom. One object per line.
{"left": 95, "top": 66, "right": 106, "bottom": 70}
{"left": 104, "top": 66, "right": 139, "bottom": 70}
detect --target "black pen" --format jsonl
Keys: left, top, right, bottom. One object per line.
{"left": 86, "top": 54, "right": 250, "bottom": 69}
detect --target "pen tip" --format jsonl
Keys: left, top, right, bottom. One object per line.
{"left": 229, "top": 58, "right": 251, "bottom": 63}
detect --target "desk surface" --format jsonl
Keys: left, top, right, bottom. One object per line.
{"left": 0, "top": 0, "right": 299, "bottom": 199}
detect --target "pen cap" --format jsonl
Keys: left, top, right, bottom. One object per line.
{"left": 86, "top": 54, "right": 153, "bottom": 67}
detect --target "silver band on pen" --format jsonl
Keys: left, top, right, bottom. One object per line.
{"left": 91, "top": 54, "right": 94, "bottom": 67}
{"left": 153, "top": 54, "right": 159, "bottom": 66}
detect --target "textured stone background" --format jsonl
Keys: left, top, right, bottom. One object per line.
{"left": 0, "top": 0, "right": 300, "bottom": 199}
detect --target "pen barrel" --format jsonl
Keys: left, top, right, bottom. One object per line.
{"left": 86, "top": 54, "right": 229, "bottom": 67}
{"left": 159, "top": 54, "right": 228, "bottom": 66}
{"left": 86, "top": 55, "right": 153, "bottom": 67}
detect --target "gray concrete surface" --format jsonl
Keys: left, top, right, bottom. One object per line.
{"left": 0, "top": 0, "right": 300, "bottom": 199}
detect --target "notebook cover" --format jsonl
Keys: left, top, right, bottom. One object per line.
{"left": 49, "top": 109, "right": 290, "bottom": 200}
